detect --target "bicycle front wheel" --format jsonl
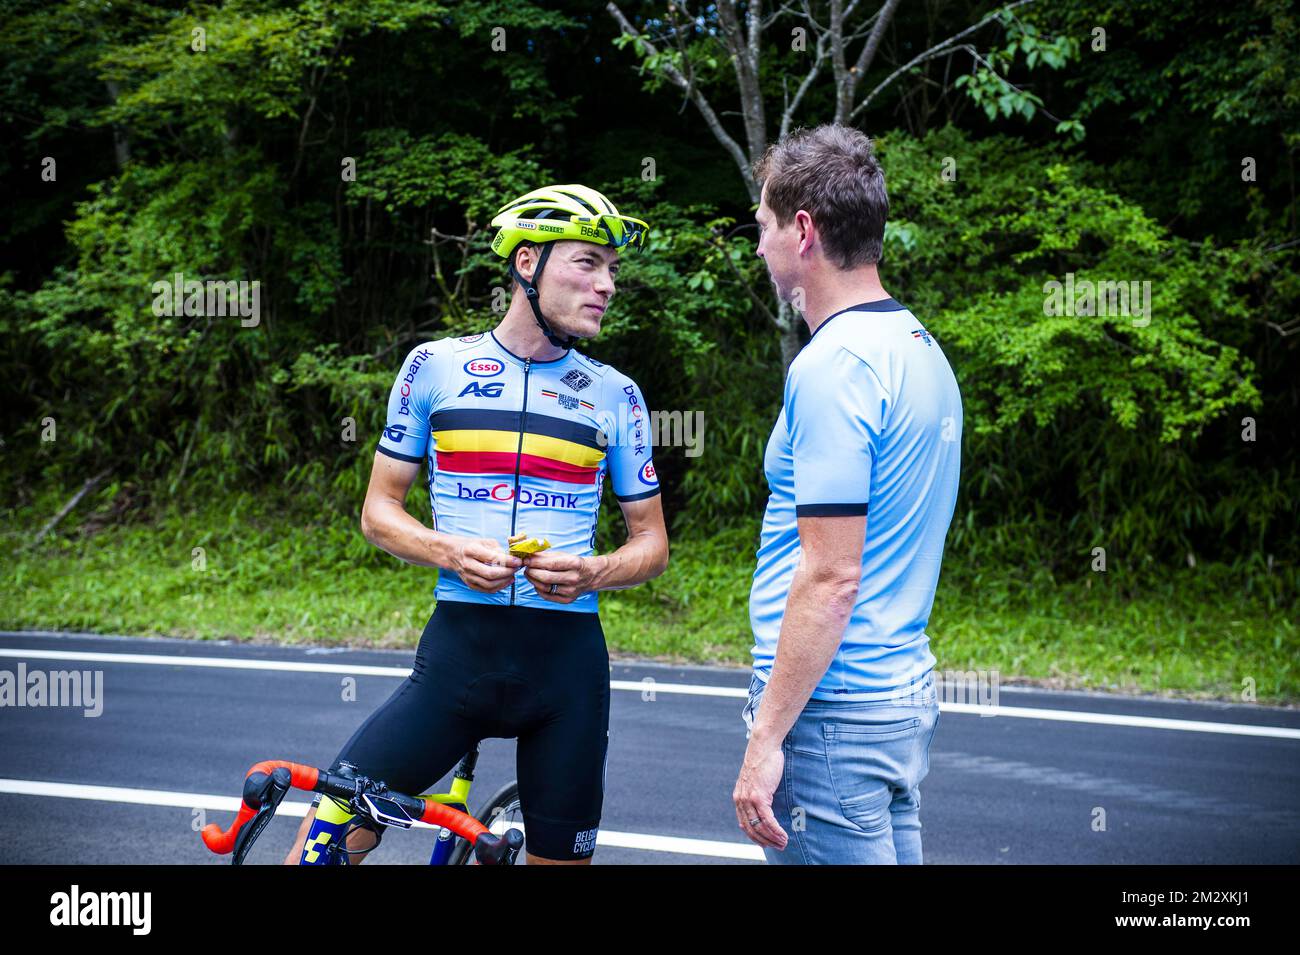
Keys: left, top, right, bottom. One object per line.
{"left": 449, "top": 780, "right": 523, "bottom": 865}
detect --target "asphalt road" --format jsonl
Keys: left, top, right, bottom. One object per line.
{"left": 2, "top": 631, "right": 1297, "bottom": 864}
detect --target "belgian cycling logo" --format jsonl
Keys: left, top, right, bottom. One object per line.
{"left": 383, "top": 423, "right": 409, "bottom": 444}
{"left": 541, "top": 389, "right": 594, "bottom": 412}
{"left": 638, "top": 460, "right": 657, "bottom": 486}
{"left": 458, "top": 333, "right": 485, "bottom": 343}
{"left": 911, "top": 328, "right": 934, "bottom": 346}
{"left": 561, "top": 369, "right": 593, "bottom": 392}
{"left": 464, "top": 358, "right": 504, "bottom": 377}
{"left": 458, "top": 381, "right": 504, "bottom": 399}
{"left": 573, "top": 826, "right": 598, "bottom": 855}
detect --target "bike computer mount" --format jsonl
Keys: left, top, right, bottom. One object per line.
{"left": 359, "top": 793, "right": 414, "bottom": 829}
{"left": 332, "top": 761, "right": 415, "bottom": 829}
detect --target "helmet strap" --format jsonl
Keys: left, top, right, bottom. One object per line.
{"left": 510, "top": 242, "right": 577, "bottom": 351}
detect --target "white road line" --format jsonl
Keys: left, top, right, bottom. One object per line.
{"left": 0, "top": 648, "right": 410, "bottom": 678}
{"left": 938, "top": 702, "right": 1300, "bottom": 738}
{"left": 0, "top": 779, "right": 763, "bottom": 861}
{"left": 611, "top": 679, "right": 746, "bottom": 698}
{"left": 3, "top": 647, "right": 1297, "bottom": 739}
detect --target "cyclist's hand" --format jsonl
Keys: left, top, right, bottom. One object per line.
{"left": 520, "top": 550, "right": 597, "bottom": 604}
{"left": 733, "top": 737, "right": 789, "bottom": 851}
{"left": 451, "top": 538, "right": 522, "bottom": 593}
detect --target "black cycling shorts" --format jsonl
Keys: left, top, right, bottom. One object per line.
{"left": 325, "top": 599, "right": 611, "bottom": 861}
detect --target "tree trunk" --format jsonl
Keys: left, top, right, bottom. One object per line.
{"left": 104, "top": 81, "right": 130, "bottom": 169}
{"left": 779, "top": 314, "right": 802, "bottom": 371}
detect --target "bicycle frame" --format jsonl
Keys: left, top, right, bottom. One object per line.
{"left": 423, "top": 750, "right": 477, "bottom": 866}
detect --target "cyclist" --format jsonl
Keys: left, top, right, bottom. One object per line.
{"left": 284, "top": 184, "right": 669, "bottom": 865}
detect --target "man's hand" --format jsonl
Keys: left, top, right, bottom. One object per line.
{"left": 733, "top": 736, "right": 789, "bottom": 850}
{"left": 449, "top": 537, "right": 522, "bottom": 593}
{"left": 521, "top": 549, "right": 600, "bottom": 604}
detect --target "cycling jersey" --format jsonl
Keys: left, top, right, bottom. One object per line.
{"left": 749, "top": 298, "right": 962, "bottom": 701}
{"left": 376, "top": 331, "right": 660, "bottom": 612}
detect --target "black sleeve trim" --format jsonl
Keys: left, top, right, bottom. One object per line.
{"left": 376, "top": 444, "right": 425, "bottom": 464}
{"left": 616, "top": 488, "right": 662, "bottom": 503}
{"left": 796, "top": 502, "right": 869, "bottom": 517}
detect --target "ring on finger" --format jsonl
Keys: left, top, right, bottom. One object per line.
{"left": 549, "top": 583, "right": 558, "bottom": 595}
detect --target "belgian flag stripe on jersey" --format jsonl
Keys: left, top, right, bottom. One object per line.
{"left": 428, "top": 408, "right": 606, "bottom": 450}
{"left": 435, "top": 450, "right": 599, "bottom": 484}
{"left": 435, "top": 430, "right": 604, "bottom": 468}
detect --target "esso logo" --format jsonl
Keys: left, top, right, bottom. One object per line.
{"left": 464, "top": 358, "right": 504, "bottom": 377}
{"left": 639, "top": 461, "right": 657, "bottom": 486}
{"left": 458, "top": 333, "right": 484, "bottom": 343}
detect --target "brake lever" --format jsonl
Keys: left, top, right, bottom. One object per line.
{"left": 473, "top": 827, "right": 525, "bottom": 865}
{"left": 231, "top": 766, "right": 292, "bottom": 865}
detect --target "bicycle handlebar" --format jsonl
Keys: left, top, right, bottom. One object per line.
{"left": 201, "top": 759, "right": 514, "bottom": 864}
{"left": 201, "top": 760, "right": 318, "bottom": 855}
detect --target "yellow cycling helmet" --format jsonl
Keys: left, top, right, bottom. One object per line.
{"left": 490, "top": 184, "right": 649, "bottom": 259}
{"left": 489, "top": 184, "right": 649, "bottom": 350}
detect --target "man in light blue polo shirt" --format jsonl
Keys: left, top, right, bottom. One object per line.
{"left": 732, "top": 124, "right": 962, "bottom": 864}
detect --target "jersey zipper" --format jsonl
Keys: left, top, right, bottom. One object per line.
{"left": 508, "top": 357, "right": 531, "bottom": 605}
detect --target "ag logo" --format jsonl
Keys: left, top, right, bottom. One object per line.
{"left": 459, "top": 381, "right": 504, "bottom": 399}
{"left": 638, "top": 460, "right": 657, "bottom": 485}
{"left": 464, "top": 357, "right": 504, "bottom": 377}
{"left": 458, "top": 333, "right": 485, "bottom": 344}
{"left": 384, "top": 423, "right": 408, "bottom": 444}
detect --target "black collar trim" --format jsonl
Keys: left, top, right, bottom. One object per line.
{"left": 811, "top": 298, "right": 905, "bottom": 338}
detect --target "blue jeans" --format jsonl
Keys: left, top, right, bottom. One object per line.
{"left": 741, "top": 671, "right": 941, "bottom": 865}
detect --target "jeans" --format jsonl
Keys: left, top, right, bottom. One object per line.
{"left": 741, "top": 670, "right": 941, "bottom": 865}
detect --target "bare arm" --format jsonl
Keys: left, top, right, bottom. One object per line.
{"left": 359, "top": 451, "right": 521, "bottom": 591}
{"left": 521, "top": 493, "right": 669, "bottom": 604}
{"left": 733, "top": 512, "right": 864, "bottom": 849}
{"left": 749, "top": 512, "right": 864, "bottom": 747}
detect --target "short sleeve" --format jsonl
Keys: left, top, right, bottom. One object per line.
{"left": 786, "top": 345, "right": 886, "bottom": 517}
{"left": 606, "top": 372, "right": 661, "bottom": 502}
{"left": 377, "top": 342, "right": 444, "bottom": 463}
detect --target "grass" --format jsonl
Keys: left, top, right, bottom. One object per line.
{"left": 2, "top": 494, "right": 1295, "bottom": 704}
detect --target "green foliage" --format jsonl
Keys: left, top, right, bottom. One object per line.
{"left": 882, "top": 130, "right": 1240, "bottom": 438}
{"left": 955, "top": 8, "right": 1083, "bottom": 136}
{"left": 1, "top": 0, "right": 1295, "bottom": 638}
{"left": 877, "top": 126, "right": 1289, "bottom": 581}
{"left": 3, "top": 504, "right": 1293, "bottom": 700}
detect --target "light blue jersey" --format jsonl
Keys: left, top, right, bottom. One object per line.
{"left": 376, "top": 331, "right": 660, "bottom": 613}
{"left": 749, "top": 299, "right": 962, "bottom": 701}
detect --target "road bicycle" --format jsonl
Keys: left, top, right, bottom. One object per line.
{"left": 202, "top": 744, "right": 525, "bottom": 865}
